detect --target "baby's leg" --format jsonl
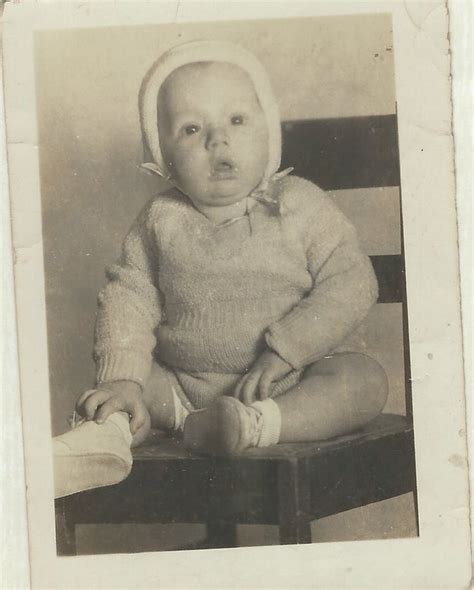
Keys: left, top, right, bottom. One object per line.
{"left": 183, "top": 353, "right": 388, "bottom": 455}
{"left": 140, "top": 362, "right": 191, "bottom": 439}
{"left": 276, "top": 353, "right": 388, "bottom": 443}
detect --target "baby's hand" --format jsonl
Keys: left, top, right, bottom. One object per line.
{"left": 75, "top": 380, "right": 150, "bottom": 436}
{"left": 235, "top": 350, "right": 293, "bottom": 406}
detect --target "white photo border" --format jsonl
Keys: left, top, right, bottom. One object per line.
{"left": 2, "top": 1, "right": 471, "bottom": 588}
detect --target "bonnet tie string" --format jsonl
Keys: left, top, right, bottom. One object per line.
{"left": 139, "top": 164, "right": 294, "bottom": 233}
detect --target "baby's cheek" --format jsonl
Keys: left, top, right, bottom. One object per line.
{"left": 177, "top": 146, "right": 202, "bottom": 170}
{"left": 239, "top": 128, "right": 268, "bottom": 156}
{"left": 171, "top": 153, "right": 193, "bottom": 181}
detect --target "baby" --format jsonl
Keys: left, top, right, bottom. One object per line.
{"left": 53, "top": 40, "right": 388, "bottom": 498}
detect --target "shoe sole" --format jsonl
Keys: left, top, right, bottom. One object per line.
{"left": 184, "top": 397, "right": 250, "bottom": 456}
{"left": 54, "top": 452, "right": 132, "bottom": 498}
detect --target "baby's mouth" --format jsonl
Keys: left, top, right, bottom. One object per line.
{"left": 210, "top": 158, "right": 238, "bottom": 180}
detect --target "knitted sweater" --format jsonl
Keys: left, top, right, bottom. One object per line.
{"left": 93, "top": 175, "right": 378, "bottom": 392}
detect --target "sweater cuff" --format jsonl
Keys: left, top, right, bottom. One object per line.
{"left": 95, "top": 350, "right": 153, "bottom": 390}
{"left": 265, "top": 324, "right": 313, "bottom": 370}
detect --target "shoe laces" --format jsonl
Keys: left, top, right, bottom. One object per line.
{"left": 245, "top": 405, "right": 265, "bottom": 448}
{"left": 69, "top": 410, "right": 86, "bottom": 429}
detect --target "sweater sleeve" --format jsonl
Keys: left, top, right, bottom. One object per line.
{"left": 265, "top": 189, "right": 378, "bottom": 369}
{"left": 93, "top": 201, "right": 162, "bottom": 389}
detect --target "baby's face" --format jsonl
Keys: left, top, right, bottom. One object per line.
{"left": 158, "top": 62, "right": 269, "bottom": 209}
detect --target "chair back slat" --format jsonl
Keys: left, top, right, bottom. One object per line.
{"left": 281, "top": 116, "right": 400, "bottom": 191}
{"left": 370, "top": 255, "right": 403, "bottom": 304}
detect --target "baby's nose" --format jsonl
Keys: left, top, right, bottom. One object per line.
{"left": 205, "top": 126, "right": 229, "bottom": 149}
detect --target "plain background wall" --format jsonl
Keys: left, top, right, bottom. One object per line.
{"left": 36, "top": 14, "right": 401, "bottom": 433}
{"left": 35, "top": 14, "right": 416, "bottom": 548}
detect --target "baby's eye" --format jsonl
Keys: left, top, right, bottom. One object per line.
{"left": 231, "top": 115, "right": 244, "bottom": 125}
{"left": 184, "top": 124, "right": 200, "bottom": 135}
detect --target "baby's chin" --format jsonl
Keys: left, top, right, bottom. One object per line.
{"left": 186, "top": 190, "right": 250, "bottom": 211}
{"left": 199, "top": 194, "right": 247, "bottom": 207}
{"left": 185, "top": 184, "right": 252, "bottom": 206}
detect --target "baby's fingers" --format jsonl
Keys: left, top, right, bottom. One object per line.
{"left": 241, "top": 371, "right": 261, "bottom": 406}
{"left": 94, "top": 396, "right": 124, "bottom": 424}
{"left": 129, "top": 404, "right": 150, "bottom": 436}
{"left": 258, "top": 371, "right": 274, "bottom": 400}
{"left": 75, "top": 389, "right": 99, "bottom": 414}
{"left": 234, "top": 373, "right": 249, "bottom": 400}
{"left": 78, "top": 390, "right": 112, "bottom": 420}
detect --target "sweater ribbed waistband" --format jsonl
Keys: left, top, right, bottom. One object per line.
{"left": 162, "top": 295, "right": 301, "bottom": 328}
{"left": 156, "top": 295, "right": 301, "bottom": 372}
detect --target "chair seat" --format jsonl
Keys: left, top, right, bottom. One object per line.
{"left": 133, "top": 412, "right": 412, "bottom": 461}
{"left": 57, "top": 413, "right": 415, "bottom": 530}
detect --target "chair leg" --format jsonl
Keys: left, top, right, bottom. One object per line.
{"left": 412, "top": 490, "right": 420, "bottom": 536}
{"left": 206, "top": 522, "right": 238, "bottom": 548}
{"left": 279, "top": 518, "right": 312, "bottom": 545}
{"left": 278, "top": 459, "right": 312, "bottom": 545}
{"left": 55, "top": 498, "right": 77, "bottom": 556}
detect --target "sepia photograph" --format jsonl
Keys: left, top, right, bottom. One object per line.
{"left": 2, "top": 2, "right": 471, "bottom": 588}
{"left": 35, "top": 14, "right": 417, "bottom": 554}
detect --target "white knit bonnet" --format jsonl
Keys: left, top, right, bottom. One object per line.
{"left": 139, "top": 40, "right": 290, "bottom": 197}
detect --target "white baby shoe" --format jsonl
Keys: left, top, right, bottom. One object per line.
{"left": 183, "top": 396, "right": 281, "bottom": 455}
{"left": 53, "top": 412, "right": 133, "bottom": 498}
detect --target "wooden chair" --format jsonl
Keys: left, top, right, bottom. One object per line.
{"left": 55, "top": 115, "right": 418, "bottom": 555}
{"left": 56, "top": 414, "right": 416, "bottom": 554}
